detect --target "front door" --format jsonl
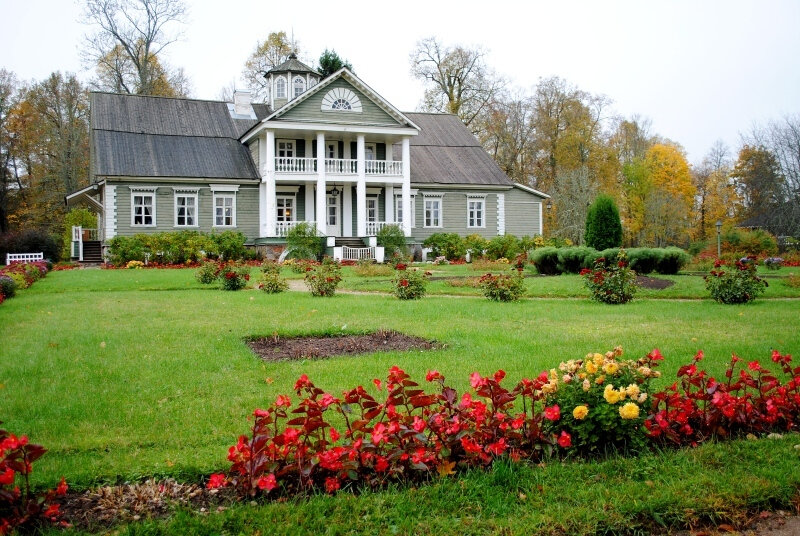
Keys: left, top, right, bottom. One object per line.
{"left": 326, "top": 194, "right": 341, "bottom": 237}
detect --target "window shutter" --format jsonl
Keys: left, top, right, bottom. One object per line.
{"left": 311, "top": 140, "right": 317, "bottom": 158}
{"left": 377, "top": 143, "right": 386, "bottom": 161}
{"left": 350, "top": 141, "right": 357, "bottom": 159}
{"left": 338, "top": 140, "right": 344, "bottom": 158}
{"left": 296, "top": 139, "right": 306, "bottom": 157}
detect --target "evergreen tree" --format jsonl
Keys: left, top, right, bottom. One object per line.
{"left": 318, "top": 49, "right": 353, "bottom": 78}
{"left": 585, "top": 194, "right": 622, "bottom": 250}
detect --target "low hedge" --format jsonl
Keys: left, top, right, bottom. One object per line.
{"left": 107, "top": 230, "right": 249, "bottom": 266}
{"left": 531, "top": 246, "right": 690, "bottom": 275}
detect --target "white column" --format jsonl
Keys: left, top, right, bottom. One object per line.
{"left": 304, "top": 183, "right": 315, "bottom": 223}
{"left": 401, "top": 137, "right": 411, "bottom": 237}
{"left": 385, "top": 142, "right": 393, "bottom": 162}
{"left": 385, "top": 185, "right": 394, "bottom": 223}
{"left": 356, "top": 135, "right": 366, "bottom": 236}
{"left": 316, "top": 132, "right": 326, "bottom": 235}
{"left": 265, "top": 131, "right": 276, "bottom": 237}
{"left": 343, "top": 184, "right": 353, "bottom": 237}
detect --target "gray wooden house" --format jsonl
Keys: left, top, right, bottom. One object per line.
{"left": 66, "top": 56, "right": 548, "bottom": 261}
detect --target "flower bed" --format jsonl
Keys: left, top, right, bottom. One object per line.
{"left": 0, "top": 261, "right": 49, "bottom": 305}
{"left": 208, "top": 347, "right": 800, "bottom": 498}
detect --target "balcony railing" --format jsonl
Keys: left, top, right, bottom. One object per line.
{"left": 365, "top": 160, "right": 402, "bottom": 176}
{"left": 275, "top": 157, "right": 316, "bottom": 173}
{"left": 366, "top": 221, "right": 400, "bottom": 236}
{"left": 275, "top": 220, "right": 307, "bottom": 237}
{"left": 273, "top": 158, "right": 402, "bottom": 176}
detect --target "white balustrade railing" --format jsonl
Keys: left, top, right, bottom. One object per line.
{"left": 365, "top": 221, "right": 394, "bottom": 236}
{"left": 326, "top": 158, "right": 357, "bottom": 174}
{"left": 275, "top": 157, "right": 316, "bottom": 173}
{"left": 275, "top": 220, "right": 306, "bottom": 237}
{"left": 365, "top": 160, "right": 403, "bottom": 175}
{"left": 71, "top": 226, "right": 103, "bottom": 261}
{"left": 342, "top": 246, "right": 376, "bottom": 261}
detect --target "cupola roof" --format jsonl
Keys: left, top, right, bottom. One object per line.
{"left": 269, "top": 53, "right": 321, "bottom": 76}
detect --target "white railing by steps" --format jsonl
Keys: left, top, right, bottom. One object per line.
{"left": 71, "top": 226, "right": 103, "bottom": 262}
{"left": 365, "top": 160, "right": 402, "bottom": 175}
{"left": 326, "top": 158, "right": 357, "bottom": 174}
{"left": 342, "top": 246, "right": 375, "bottom": 261}
{"left": 275, "top": 157, "right": 316, "bottom": 173}
{"left": 275, "top": 220, "right": 307, "bottom": 237}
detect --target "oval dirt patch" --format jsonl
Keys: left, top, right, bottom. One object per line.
{"left": 247, "top": 330, "right": 440, "bottom": 361}
{"left": 636, "top": 275, "right": 675, "bottom": 290}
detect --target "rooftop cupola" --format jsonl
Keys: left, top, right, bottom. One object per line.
{"left": 265, "top": 53, "right": 321, "bottom": 110}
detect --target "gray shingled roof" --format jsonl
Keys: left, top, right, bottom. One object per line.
{"left": 404, "top": 113, "right": 514, "bottom": 187}
{"left": 270, "top": 54, "right": 320, "bottom": 76}
{"left": 91, "top": 93, "right": 265, "bottom": 180}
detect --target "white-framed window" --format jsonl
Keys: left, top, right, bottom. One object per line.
{"left": 320, "top": 88, "right": 363, "bottom": 112}
{"left": 174, "top": 192, "right": 198, "bottom": 227}
{"left": 467, "top": 197, "right": 485, "bottom": 228}
{"left": 309, "top": 77, "right": 318, "bottom": 88}
{"left": 131, "top": 188, "right": 156, "bottom": 226}
{"left": 326, "top": 142, "right": 338, "bottom": 159}
{"left": 275, "top": 77, "right": 286, "bottom": 99}
{"left": 367, "top": 197, "right": 378, "bottom": 222}
{"left": 395, "top": 196, "right": 416, "bottom": 228}
{"left": 327, "top": 195, "right": 337, "bottom": 226}
{"left": 214, "top": 194, "right": 236, "bottom": 227}
{"left": 365, "top": 143, "right": 376, "bottom": 161}
{"left": 424, "top": 197, "right": 442, "bottom": 228}
{"left": 277, "top": 196, "right": 294, "bottom": 222}
{"left": 277, "top": 140, "right": 294, "bottom": 158}
{"left": 293, "top": 76, "right": 305, "bottom": 98}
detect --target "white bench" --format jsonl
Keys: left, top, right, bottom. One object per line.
{"left": 5, "top": 252, "right": 44, "bottom": 265}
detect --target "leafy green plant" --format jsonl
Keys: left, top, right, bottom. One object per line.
{"left": 210, "top": 231, "right": 248, "bottom": 261}
{"left": 0, "top": 275, "right": 16, "bottom": 299}
{"left": 581, "top": 249, "right": 637, "bottom": 304}
{"left": 705, "top": 258, "right": 767, "bottom": 304}
{"left": 258, "top": 271, "right": 289, "bottom": 294}
{"left": 376, "top": 224, "right": 407, "bottom": 259}
{"left": 585, "top": 195, "right": 622, "bottom": 251}
{"left": 61, "top": 208, "right": 98, "bottom": 260}
{"left": 486, "top": 234, "right": 521, "bottom": 260}
{"left": 530, "top": 247, "right": 560, "bottom": 275}
{"left": 464, "top": 234, "right": 490, "bottom": 258}
{"left": 479, "top": 270, "right": 526, "bottom": 301}
{"left": 304, "top": 258, "right": 342, "bottom": 296}
{"left": 656, "top": 247, "right": 690, "bottom": 274}
{"left": 195, "top": 261, "right": 221, "bottom": 285}
{"left": 219, "top": 263, "right": 250, "bottom": 291}
{"left": 625, "top": 248, "right": 663, "bottom": 274}
{"left": 423, "top": 233, "right": 465, "bottom": 261}
{"left": 286, "top": 223, "right": 323, "bottom": 260}
{"left": 721, "top": 227, "right": 778, "bottom": 257}
{"left": 392, "top": 266, "right": 429, "bottom": 299}
{"left": 557, "top": 246, "right": 597, "bottom": 274}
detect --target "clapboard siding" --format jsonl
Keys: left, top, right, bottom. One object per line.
{"left": 279, "top": 79, "right": 400, "bottom": 126}
{"left": 504, "top": 187, "right": 542, "bottom": 237}
{"left": 114, "top": 181, "right": 260, "bottom": 242}
{"left": 410, "top": 190, "right": 501, "bottom": 242}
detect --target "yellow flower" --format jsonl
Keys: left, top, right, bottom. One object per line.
{"left": 637, "top": 366, "right": 651, "bottom": 377}
{"left": 603, "top": 362, "right": 619, "bottom": 375}
{"left": 573, "top": 405, "right": 589, "bottom": 420}
{"left": 595, "top": 375, "right": 605, "bottom": 385}
{"left": 626, "top": 384, "right": 640, "bottom": 398}
{"left": 593, "top": 353, "right": 604, "bottom": 366}
{"left": 585, "top": 361, "right": 598, "bottom": 374}
{"left": 619, "top": 402, "right": 640, "bottom": 420}
{"left": 603, "top": 384, "right": 621, "bottom": 404}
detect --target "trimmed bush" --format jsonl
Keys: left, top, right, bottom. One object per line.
{"left": 585, "top": 194, "right": 622, "bottom": 251}
{"left": 286, "top": 223, "right": 324, "bottom": 260}
{"left": 210, "top": 231, "right": 247, "bottom": 261}
{"left": 656, "top": 247, "right": 691, "bottom": 275}
{"left": 557, "top": 246, "right": 596, "bottom": 274}
{"left": 376, "top": 224, "right": 407, "bottom": 259}
{"left": 0, "top": 275, "right": 16, "bottom": 299}
{"left": 530, "top": 247, "right": 560, "bottom": 275}
{"left": 486, "top": 234, "right": 521, "bottom": 261}
{"left": 422, "top": 233, "right": 465, "bottom": 261}
{"left": 626, "top": 248, "right": 663, "bottom": 274}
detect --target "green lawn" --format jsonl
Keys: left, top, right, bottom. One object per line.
{"left": 2, "top": 267, "right": 799, "bottom": 534}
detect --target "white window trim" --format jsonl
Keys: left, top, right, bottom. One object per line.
{"left": 326, "top": 141, "right": 339, "bottom": 159}
{"left": 293, "top": 76, "right": 306, "bottom": 98}
{"left": 423, "top": 195, "right": 443, "bottom": 229}
{"left": 320, "top": 88, "right": 363, "bottom": 112}
{"left": 277, "top": 139, "right": 295, "bottom": 158}
{"left": 174, "top": 191, "right": 199, "bottom": 228}
{"left": 276, "top": 194, "right": 296, "bottom": 222}
{"left": 466, "top": 196, "right": 486, "bottom": 229}
{"left": 366, "top": 196, "right": 378, "bottom": 223}
{"left": 213, "top": 193, "right": 237, "bottom": 228}
{"left": 365, "top": 142, "right": 377, "bottom": 161}
{"left": 130, "top": 187, "right": 157, "bottom": 227}
{"left": 395, "top": 195, "right": 416, "bottom": 228}
{"left": 275, "top": 76, "right": 287, "bottom": 99}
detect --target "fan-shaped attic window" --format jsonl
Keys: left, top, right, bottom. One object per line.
{"left": 321, "top": 88, "right": 362, "bottom": 112}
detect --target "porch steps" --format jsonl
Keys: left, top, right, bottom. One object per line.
{"left": 81, "top": 241, "right": 103, "bottom": 263}
{"left": 335, "top": 237, "right": 367, "bottom": 249}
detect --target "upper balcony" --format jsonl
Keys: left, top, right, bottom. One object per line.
{"left": 274, "top": 157, "right": 402, "bottom": 176}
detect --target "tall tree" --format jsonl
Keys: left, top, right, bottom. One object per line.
{"left": 242, "top": 31, "right": 295, "bottom": 102}
{"left": 318, "top": 49, "right": 353, "bottom": 78}
{"left": 692, "top": 140, "right": 738, "bottom": 241}
{"left": 82, "top": 0, "right": 190, "bottom": 96}
{"left": 641, "top": 143, "right": 695, "bottom": 246}
{"left": 550, "top": 167, "right": 597, "bottom": 244}
{"left": 0, "top": 69, "right": 20, "bottom": 232}
{"left": 585, "top": 193, "right": 622, "bottom": 250}
{"left": 477, "top": 91, "right": 536, "bottom": 185}
{"left": 730, "top": 145, "right": 785, "bottom": 231}
{"left": 410, "top": 37, "right": 504, "bottom": 130}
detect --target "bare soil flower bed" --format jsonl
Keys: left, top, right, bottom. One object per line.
{"left": 636, "top": 275, "right": 675, "bottom": 290}
{"left": 247, "top": 330, "right": 439, "bottom": 361}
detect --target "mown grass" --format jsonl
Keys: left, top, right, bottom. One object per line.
{"left": 2, "top": 267, "right": 799, "bottom": 534}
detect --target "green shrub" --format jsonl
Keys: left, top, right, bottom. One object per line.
{"left": 211, "top": 231, "right": 248, "bottom": 261}
{"left": 595, "top": 248, "right": 621, "bottom": 268}
{"left": 478, "top": 270, "right": 526, "bottom": 301}
{"left": 486, "top": 234, "right": 521, "bottom": 260}
{"left": 705, "top": 258, "right": 767, "bottom": 304}
{"left": 219, "top": 263, "right": 250, "bottom": 291}
{"left": 376, "top": 224, "right": 407, "bottom": 259}
{"left": 557, "top": 247, "right": 596, "bottom": 274}
{"left": 0, "top": 229, "right": 60, "bottom": 263}
{"left": 258, "top": 271, "right": 289, "bottom": 294}
{"left": 5, "top": 272, "right": 28, "bottom": 290}
{"left": 423, "top": 233, "right": 465, "bottom": 261}
{"left": 304, "top": 258, "right": 342, "bottom": 296}
{"left": 581, "top": 249, "right": 637, "bottom": 304}
{"left": 721, "top": 227, "right": 778, "bottom": 256}
{"left": 286, "top": 223, "right": 323, "bottom": 260}
{"left": 626, "top": 248, "right": 663, "bottom": 274}
{"left": 62, "top": 208, "right": 98, "bottom": 259}
{"left": 687, "top": 240, "right": 709, "bottom": 256}
{"left": 196, "top": 261, "right": 221, "bottom": 284}
{"left": 530, "top": 247, "right": 561, "bottom": 275}
{"left": 656, "top": 247, "right": 691, "bottom": 275}
{"left": 392, "top": 266, "right": 429, "bottom": 300}
{"left": 585, "top": 194, "right": 622, "bottom": 250}
{"left": 464, "top": 234, "right": 490, "bottom": 257}
{"left": 0, "top": 275, "right": 16, "bottom": 298}
{"left": 107, "top": 236, "right": 145, "bottom": 266}
{"left": 260, "top": 260, "right": 282, "bottom": 276}
{"left": 353, "top": 259, "right": 392, "bottom": 277}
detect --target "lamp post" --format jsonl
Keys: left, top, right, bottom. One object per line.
{"left": 716, "top": 220, "right": 722, "bottom": 257}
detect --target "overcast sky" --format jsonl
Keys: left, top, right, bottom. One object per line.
{"left": 3, "top": 0, "right": 799, "bottom": 164}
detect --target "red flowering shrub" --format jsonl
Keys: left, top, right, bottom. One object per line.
{"left": 391, "top": 266, "right": 429, "bottom": 300}
{"left": 479, "top": 270, "right": 525, "bottom": 301}
{"left": 211, "top": 366, "right": 574, "bottom": 497}
{"left": 647, "top": 350, "right": 800, "bottom": 445}
{"left": 0, "top": 424, "right": 68, "bottom": 533}
{"left": 704, "top": 257, "right": 767, "bottom": 304}
{"left": 304, "top": 258, "right": 342, "bottom": 297}
{"left": 0, "top": 261, "right": 49, "bottom": 302}
{"left": 581, "top": 250, "right": 637, "bottom": 304}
